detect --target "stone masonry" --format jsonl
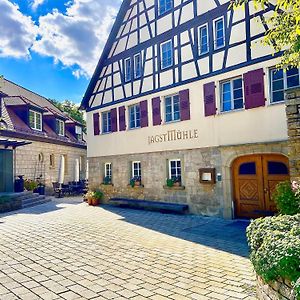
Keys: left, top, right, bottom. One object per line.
{"left": 286, "top": 88, "right": 300, "bottom": 182}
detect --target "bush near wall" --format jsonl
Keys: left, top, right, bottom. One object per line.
{"left": 247, "top": 214, "right": 300, "bottom": 299}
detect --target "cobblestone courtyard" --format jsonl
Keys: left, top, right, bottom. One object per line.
{"left": 0, "top": 198, "right": 256, "bottom": 300}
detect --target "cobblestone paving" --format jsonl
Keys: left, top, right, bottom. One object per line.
{"left": 0, "top": 198, "right": 256, "bottom": 300}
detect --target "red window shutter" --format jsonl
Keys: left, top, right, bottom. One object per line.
{"left": 93, "top": 112, "right": 100, "bottom": 135}
{"left": 203, "top": 82, "right": 217, "bottom": 117}
{"left": 179, "top": 89, "right": 190, "bottom": 121}
{"left": 111, "top": 108, "right": 118, "bottom": 132}
{"left": 152, "top": 97, "right": 162, "bottom": 126}
{"left": 140, "top": 100, "right": 148, "bottom": 128}
{"left": 244, "top": 68, "right": 265, "bottom": 109}
{"left": 118, "top": 106, "right": 126, "bottom": 131}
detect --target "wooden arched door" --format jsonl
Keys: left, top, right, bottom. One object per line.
{"left": 232, "top": 154, "right": 290, "bottom": 219}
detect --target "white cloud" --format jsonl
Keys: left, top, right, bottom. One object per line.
{"left": 32, "top": 0, "right": 121, "bottom": 77}
{"left": 0, "top": 0, "right": 37, "bottom": 58}
{"left": 31, "top": 0, "right": 46, "bottom": 10}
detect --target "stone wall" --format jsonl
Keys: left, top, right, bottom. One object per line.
{"left": 256, "top": 276, "right": 296, "bottom": 300}
{"left": 14, "top": 139, "right": 87, "bottom": 192}
{"left": 88, "top": 141, "right": 288, "bottom": 217}
{"left": 286, "top": 88, "right": 300, "bottom": 181}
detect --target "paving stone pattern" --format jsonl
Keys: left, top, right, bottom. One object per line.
{"left": 0, "top": 198, "right": 256, "bottom": 300}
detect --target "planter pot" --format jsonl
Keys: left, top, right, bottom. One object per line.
{"left": 87, "top": 198, "right": 93, "bottom": 206}
{"left": 92, "top": 198, "right": 99, "bottom": 206}
{"left": 174, "top": 182, "right": 181, "bottom": 187}
{"left": 135, "top": 181, "right": 141, "bottom": 187}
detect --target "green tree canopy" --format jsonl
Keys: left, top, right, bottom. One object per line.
{"left": 232, "top": 0, "right": 300, "bottom": 68}
{"left": 50, "top": 99, "right": 86, "bottom": 130}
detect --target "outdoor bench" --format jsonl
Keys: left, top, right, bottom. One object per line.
{"left": 109, "top": 198, "right": 189, "bottom": 214}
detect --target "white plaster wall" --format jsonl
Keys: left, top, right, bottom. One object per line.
{"left": 86, "top": 58, "right": 287, "bottom": 158}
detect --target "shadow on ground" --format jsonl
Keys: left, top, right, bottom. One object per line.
{"left": 102, "top": 205, "right": 250, "bottom": 258}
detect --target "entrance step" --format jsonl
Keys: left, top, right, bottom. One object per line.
{"left": 21, "top": 195, "right": 52, "bottom": 209}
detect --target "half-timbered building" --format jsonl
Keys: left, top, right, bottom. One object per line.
{"left": 81, "top": 0, "right": 295, "bottom": 218}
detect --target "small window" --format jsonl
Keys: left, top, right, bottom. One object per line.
{"left": 221, "top": 77, "right": 244, "bottom": 112}
{"left": 270, "top": 68, "right": 300, "bottom": 103}
{"left": 102, "top": 111, "right": 111, "bottom": 134}
{"left": 159, "top": 0, "right": 172, "bottom": 15}
{"left": 50, "top": 154, "right": 55, "bottom": 168}
{"left": 129, "top": 104, "right": 141, "bottom": 129}
{"left": 169, "top": 159, "right": 181, "bottom": 181}
{"left": 239, "top": 162, "right": 256, "bottom": 175}
{"left": 160, "top": 40, "right": 173, "bottom": 69}
{"left": 165, "top": 94, "right": 180, "bottom": 122}
{"left": 56, "top": 119, "right": 65, "bottom": 136}
{"left": 29, "top": 110, "right": 42, "bottom": 131}
{"left": 268, "top": 161, "right": 289, "bottom": 175}
{"left": 105, "top": 162, "right": 112, "bottom": 179}
{"left": 134, "top": 53, "right": 142, "bottom": 79}
{"left": 214, "top": 17, "right": 225, "bottom": 49}
{"left": 124, "top": 58, "right": 131, "bottom": 82}
{"left": 75, "top": 125, "right": 83, "bottom": 141}
{"left": 198, "top": 24, "right": 209, "bottom": 55}
{"left": 132, "top": 161, "right": 141, "bottom": 178}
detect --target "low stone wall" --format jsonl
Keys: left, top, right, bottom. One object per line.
{"left": 0, "top": 196, "right": 21, "bottom": 213}
{"left": 257, "top": 276, "right": 296, "bottom": 300}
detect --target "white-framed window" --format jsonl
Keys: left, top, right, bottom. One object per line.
{"left": 102, "top": 111, "right": 111, "bottom": 133}
{"left": 214, "top": 17, "right": 225, "bottom": 49}
{"left": 132, "top": 161, "right": 141, "bottom": 178}
{"left": 159, "top": 0, "right": 172, "bottom": 15}
{"left": 29, "top": 110, "right": 42, "bottom": 131}
{"left": 75, "top": 125, "right": 83, "bottom": 141}
{"left": 124, "top": 58, "right": 131, "bottom": 82}
{"left": 160, "top": 40, "right": 173, "bottom": 69}
{"left": 56, "top": 119, "right": 65, "bottom": 136}
{"left": 165, "top": 94, "right": 180, "bottom": 122}
{"left": 129, "top": 104, "right": 141, "bottom": 129}
{"left": 198, "top": 24, "right": 209, "bottom": 55}
{"left": 168, "top": 159, "right": 181, "bottom": 181}
{"left": 221, "top": 77, "right": 244, "bottom": 112}
{"left": 134, "top": 53, "right": 142, "bottom": 79}
{"left": 270, "top": 67, "right": 300, "bottom": 103}
{"left": 105, "top": 162, "right": 112, "bottom": 179}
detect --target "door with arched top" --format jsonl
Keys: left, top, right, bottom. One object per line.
{"left": 233, "top": 154, "right": 290, "bottom": 218}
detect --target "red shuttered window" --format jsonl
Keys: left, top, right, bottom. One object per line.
{"left": 203, "top": 82, "right": 217, "bottom": 116}
{"left": 118, "top": 106, "right": 126, "bottom": 131}
{"left": 93, "top": 112, "right": 100, "bottom": 135}
{"left": 179, "top": 89, "right": 190, "bottom": 121}
{"left": 140, "top": 100, "right": 148, "bottom": 128}
{"left": 152, "top": 97, "right": 162, "bottom": 126}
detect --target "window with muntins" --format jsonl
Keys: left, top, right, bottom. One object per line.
{"left": 129, "top": 104, "right": 141, "bottom": 129}
{"left": 102, "top": 111, "right": 111, "bottom": 133}
{"left": 221, "top": 77, "right": 244, "bottom": 112}
{"left": 169, "top": 159, "right": 181, "bottom": 181}
{"left": 199, "top": 24, "right": 209, "bottom": 55}
{"left": 105, "top": 163, "right": 112, "bottom": 179}
{"left": 165, "top": 94, "right": 180, "bottom": 122}
{"left": 161, "top": 40, "right": 173, "bottom": 69}
{"left": 124, "top": 58, "right": 131, "bottom": 82}
{"left": 132, "top": 161, "right": 141, "bottom": 178}
{"left": 56, "top": 119, "right": 65, "bottom": 136}
{"left": 134, "top": 53, "right": 142, "bottom": 79}
{"left": 159, "top": 0, "right": 172, "bottom": 15}
{"left": 29, "top": 110, "right": 42, "bottom": 131}
{"left": 214, "top": 17, "right": 225, "bottom": 49}
{"left": 270, "top": 67, "right": 300, "bottom": 103}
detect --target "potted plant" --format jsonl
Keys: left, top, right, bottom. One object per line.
{"left": 103, "top": 176, "right": 112, "bottom": 185}
{"left": 24, "top": 179, "right": 38, "bottom": 192}
{"left": 86, "top": 190, "right": 104, "bottom": 206}
{"left": 166, "top": 178, "right": 174, "bottom": 187}
{"left": 172, "top": 176, "right": 181, "bottom": 187}
{"left": 130, "top": 176, "right": 141, "bottom": 187}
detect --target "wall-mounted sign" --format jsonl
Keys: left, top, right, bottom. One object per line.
{"left": 199, "top": 168, "right": 216, "bottom": 184}
{"left": 148, "top": 129, "right": 198, "bottom": 145}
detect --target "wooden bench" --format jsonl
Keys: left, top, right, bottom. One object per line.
{"left": 109, "top": 198, "right": 189, "bottom": 214}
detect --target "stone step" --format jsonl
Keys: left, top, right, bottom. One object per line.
{"left": 21, "top": 196, "right": 51, "bottom": 209}
{"left": 16, "top": 192, "right": 41, "bottom": 201}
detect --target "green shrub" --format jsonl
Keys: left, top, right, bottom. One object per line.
{"left": 273, "top": 181, "right": 300, "bottom": 215}
{"left": 247, "top": 214, "right": 300, "bottom": 298}
{"left": 166, "top": 179, "right": 174, "bottom": 187}
{"left": 93, "top": 190, "right": 104, "bottom": 201}
{"left": 24, "top": 179, "right": 38, "bottom": 191}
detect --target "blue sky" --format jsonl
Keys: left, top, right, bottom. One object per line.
{"left": 0, "top": 0, "right": 122, "bottom": 104}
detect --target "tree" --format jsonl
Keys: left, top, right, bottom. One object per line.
{"left": 50, "top": 99, "right": 86, "bottom": 131}
{"left": 232, "top": 0, "right": 300, "bottom": 69}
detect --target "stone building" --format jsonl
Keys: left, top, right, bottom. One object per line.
{"left": 80, "top": 0, "right": 295, "bottom": 219}
{"left": 0, "top": 77, "right": 87, "bottom": 194}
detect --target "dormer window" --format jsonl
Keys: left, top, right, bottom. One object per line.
{"left": 75, "top": 125, "right": 83, "bottom": 141}
{"left": 56, "top": 119, "right": 65, "bottom": 136}
{"left": 159, "top": 0, "right": 172, "bottom": 15}
{"left": 29, "top": 110, "right": 42, "bottom": 131}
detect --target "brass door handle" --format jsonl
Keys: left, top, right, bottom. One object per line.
{"left": 264, "top": 188, "right": 269, "bottom": 193}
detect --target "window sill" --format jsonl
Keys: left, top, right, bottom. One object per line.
{"left": 219, "top": 108, "right": 244, "bottom": 115}
{"left": 164, "top": 119, "right": 181, "bottom": 125}
{"left": 163, "top": 185, "right": 185, "bottom": 190}
{"left": 101, "top": 183, "right": 114, "bottom": 187}
{"left": 127, "top": 184, "right": 144, "bottom": 188}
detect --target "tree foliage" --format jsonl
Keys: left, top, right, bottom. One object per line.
{"left": 231, "top": 0, "right": 300, "bottom": 69}
{"left": 50, "top": 99, "right": 86, "bottom": 130}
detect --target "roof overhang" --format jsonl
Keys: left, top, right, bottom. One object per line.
{"left": 0, "top": 138, "right": 32, "bottom": 149}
